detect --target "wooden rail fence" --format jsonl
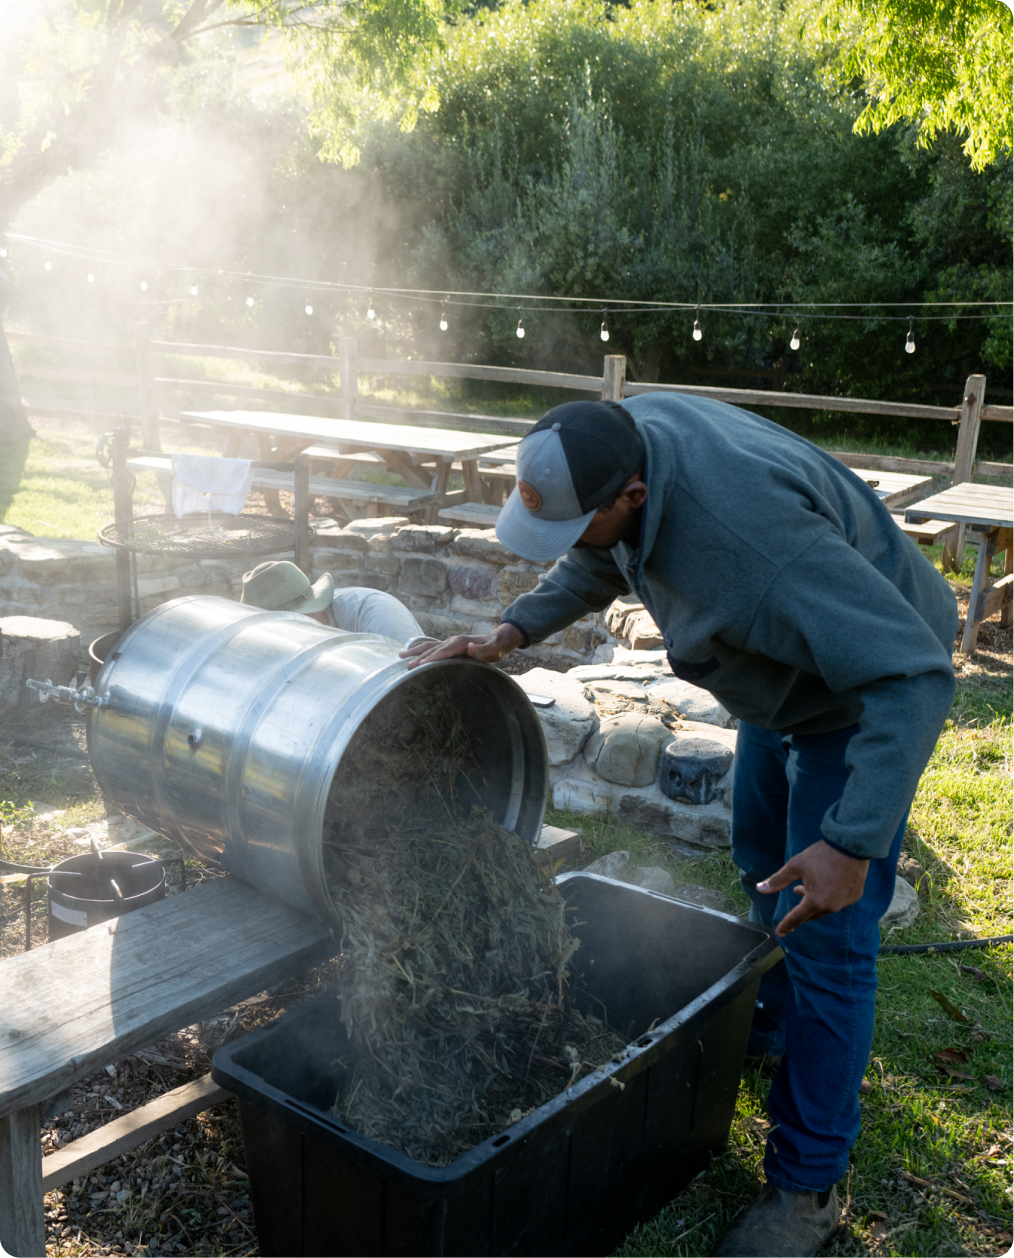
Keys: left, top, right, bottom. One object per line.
{"left": 8, "top": 324, "right": 1012, "bottom": 553}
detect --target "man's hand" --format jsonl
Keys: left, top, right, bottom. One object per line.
{"left": 400, "top": 622, "right": 525, "bottom": 670}
{"left": 758, "top": 839, "right": 869, "bottom": 937}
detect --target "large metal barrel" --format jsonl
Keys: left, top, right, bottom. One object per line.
{"left": 86, "top": 596, "right": 547, "bottom": 930}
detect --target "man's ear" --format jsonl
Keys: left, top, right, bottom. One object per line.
{"left": 621, "top": 480, "right": 648, "bottom": 509}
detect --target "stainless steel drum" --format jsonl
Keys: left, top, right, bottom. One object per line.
{"left": 86, "top": 596, "right": 547, "bottom": 930}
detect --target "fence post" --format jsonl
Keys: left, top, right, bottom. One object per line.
{"left": 339, "top": 336, "right": 359, "bottom": 421}
{"left": 133, "top": 320, "right": 159, "bottom": 451}
{"left": 601, "top": 354, "right": 626, "bottom": 402}
{"left": 942, "top": 374, "right": 986, "bottom": 572}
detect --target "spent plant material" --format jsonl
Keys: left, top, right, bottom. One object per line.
{"left": 928, "top": 989, "right": 969, "bottom": 1022}
{"left": 322, "top": 670, "right": 625, "bottom": 1166}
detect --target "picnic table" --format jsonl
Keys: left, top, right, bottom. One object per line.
{"left": 846, "top": 468, "right": 935, "bottom": 508}
{"left": 906, "top": 483, "right": 1013, "bottom": 653}
{"left": 183, "top": 409, "right": 513, "bottom": 516}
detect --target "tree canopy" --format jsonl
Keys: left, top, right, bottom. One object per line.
{"left": 819, "top": 0, "right": 1013, "bottom": 172}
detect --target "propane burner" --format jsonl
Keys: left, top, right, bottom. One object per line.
{"left": 46, "top": 848, "right": 168, "bottom": 941}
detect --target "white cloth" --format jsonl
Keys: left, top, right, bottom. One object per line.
{"left": 171, "top": 454, "right": 254, "bottom": 518}
{"left": 326, "top": 586, "right": 434, "bottom": 647}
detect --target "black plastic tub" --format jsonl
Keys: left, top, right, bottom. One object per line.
{"left": 212, "top": 872, "right": 782, "bottom": 1257}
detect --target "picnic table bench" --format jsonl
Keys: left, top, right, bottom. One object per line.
{"left": 126, "top": 454, "right": 440, "bottom": 517}
{"left": 906, "top": 483, "right": 1013, "bottom": 653}
{"left": 0, "top": 826, "right": 580, "bottom": 1257}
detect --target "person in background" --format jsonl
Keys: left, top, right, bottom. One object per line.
{"left": 239, "top": 560, "right": 438, "bottom": 650}
{"left": 403, "top": 396, "right": 957, "bottom": 1258}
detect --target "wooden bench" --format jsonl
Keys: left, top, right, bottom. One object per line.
{"left": 127, "top": 455, "right": 440, "bottom": 518}
{"left": 438, "top": 502, "right": 504, "bottom": 528}
{"left": 0, "top": 824, "right": 579, "bottom": 1256}
{"left": 0, "top": 876, "right": 334, "bottom": 1257}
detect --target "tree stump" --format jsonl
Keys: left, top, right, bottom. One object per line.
{"left": 0, "top": 616, "right": 80, "bottom": 720}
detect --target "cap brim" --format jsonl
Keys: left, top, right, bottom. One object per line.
{"left": 496, "top": 487, "right": 596, "bottom": 563}
{"left": 280, "top": 571, "right": 334, "bottom": 613}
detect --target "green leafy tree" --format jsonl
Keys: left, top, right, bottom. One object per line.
{"left": 820, "top": 0, "right": 1013, "bottom": 171}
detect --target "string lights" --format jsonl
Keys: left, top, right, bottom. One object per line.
{"left": 1, "top": 234, "right": 1007, "bottom": 357}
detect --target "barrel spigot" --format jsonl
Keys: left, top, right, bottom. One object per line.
{"left": 25, "top": 677, "right": 107, "bottom": 712}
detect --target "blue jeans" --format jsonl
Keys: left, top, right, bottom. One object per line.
{"left": 730, "top": 721, "right": 907, "bottom": 1194}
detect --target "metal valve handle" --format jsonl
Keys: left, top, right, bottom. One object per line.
{"left": 25, "top": 677, "right": 107, "bottom": 711}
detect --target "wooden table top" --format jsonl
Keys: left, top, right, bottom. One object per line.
{"left": 905, "top": 482, "right": 1013, "bottom": 529}
{"left": 184, "top": 409, "right": 511, "bottom": 461}
{"left": 0, "top": 877, "right": 333, "bottom": 1119}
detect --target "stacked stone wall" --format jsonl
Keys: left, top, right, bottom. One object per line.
{"left": 0, "top": 517, "right": 611, "bottom": 665}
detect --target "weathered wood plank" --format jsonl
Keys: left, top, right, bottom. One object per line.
{"left": 357, "top": 403, "right": 535, "bottom": 438}
{"left": 0, "top": 1102, "right": 44, "bottom": 1258}
{"left": 25, "top": 406, "right": 143, "bottom": 426}
{"left": 892, "top": 516, "right": 959, "bottom": 544}
{"left": 14, "top": 364, "right": 137, "bottom": 387}
{"left": 976, "top": 572, "right": 1014, "bottom": 623}
{"left": 358, "top": 359, "right": 603, "bottom": 392}
{"left": 829, "top": 452, "right": 953, "bottom": 478}
{"left": 181, "top": 410, "right": 512, "bottom": 460}
{"left": 40, "top": 1075, "right": 228, "bottom": 1192}
{"left": 150, "top": 341, "right": 343, "bottom": 369}
{"left": 156, "top": 378, "right": 342, "bottom": 409}
{"left": 126, "top": 456, "right": 436, "bottom": 507}
{"left": 0, "top": 877, "right": 333, "bottom": 1120}
{"left": 438, "top": 502, "right": 503, "bottom": 527}
{"left": 905, "top": 484, "right": 1014, "bottom": 529}
{"left": 623, "top": 380, "right": 961, "bottom": 421}
{"left": 7, "top": 331, "right": 133, "bottom": 357}
{"left": 982, "top": 405, "right": 1014, "bottom": 423}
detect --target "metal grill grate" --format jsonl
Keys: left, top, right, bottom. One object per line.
{"left": 98, "top": 512, "right": 302, "bottom": 557}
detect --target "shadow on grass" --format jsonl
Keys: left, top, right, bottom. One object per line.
{"left": 0, "top": 437, "right": 31, "bottom": 524}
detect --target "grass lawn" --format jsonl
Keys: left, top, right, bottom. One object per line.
{"left": 0, "top": 402, "right": 1010, "bottom": 1257}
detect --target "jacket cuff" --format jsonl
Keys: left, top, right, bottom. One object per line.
{"left": 821, "top": 836, "right": 868, "bottom": 861}
{"left": 500, "top": 618, "right": 530, "bottom": 649}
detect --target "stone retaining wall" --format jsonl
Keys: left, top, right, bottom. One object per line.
{"left": 0, "top": 517, "right": 611, "bottom": 664}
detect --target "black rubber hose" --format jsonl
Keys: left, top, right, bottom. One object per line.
{"left": 879, "top": 934, "right": 1013, "bottom": 955}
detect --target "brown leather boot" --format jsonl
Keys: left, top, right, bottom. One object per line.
{"left": 711, "top": 1183, "right": 840, "bottom": 1257}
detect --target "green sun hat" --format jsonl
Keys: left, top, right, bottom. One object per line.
{"left": 240, "top": 561, "right": 334, "bottom": 614}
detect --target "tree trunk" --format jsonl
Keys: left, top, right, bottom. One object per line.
{"left": 0, "top": 320, "right": 32, "bottom": 440}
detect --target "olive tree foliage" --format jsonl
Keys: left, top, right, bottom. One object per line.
{"left": 818, "top": 0, "right": 1013, "bottom": 173}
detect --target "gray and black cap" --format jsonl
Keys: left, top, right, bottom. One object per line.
{"left": 496, "top": 401, "right": 644, "bottom": 562}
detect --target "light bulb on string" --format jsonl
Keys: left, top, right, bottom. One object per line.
{"left": 600, "top": 310, "right": 610, "bottom": 343}
{"left": 139, "top": 280, "right": 148, "bottom": 291}
{"left": 87, "top": 273, "right": 95, "bottom": 284}
{"left": 305, "top": 298, "right": 314, "bottom": 315}
{"left": 366, "top": 293, "right": 376, "bottom": 320}
{"left": 516, "top": 315, "right": 525, "bottom": 339}
{"left": 905, "top": 317, "right": 916, "bottom": 354}
{"left": 44, "top": 261, "right": 52, "bottom": 272}
{"left": 190, "top": 284, "right": 198, "bottom": 297}
{"left": 246, "top": 296, "right": 254, "bottom": 307}
{"left": 692, "top": 305, "right": 702, "bottom": 341}
{"left": 0, "top": 248, "right": 7, "bottom": 258}
{"left": 789, "top": 327, "right": 801, "bottom": 351}
{"left": 439, "top": 307, "right": 448, "bottom": 332}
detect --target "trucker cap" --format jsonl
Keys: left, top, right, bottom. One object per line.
{"left": 496, "top": 401, "right": 644, "bottom": 562}
{"left": 240, "top": 560, "right": 335, "bottom": 613}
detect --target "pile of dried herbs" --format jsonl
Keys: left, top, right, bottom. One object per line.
{"left": 322, "top": 669, "right": 625, "bottom": 1167}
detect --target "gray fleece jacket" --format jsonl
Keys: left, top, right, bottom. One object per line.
{"left": 502, "top": 392, "right": 958, "bottom": 860}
